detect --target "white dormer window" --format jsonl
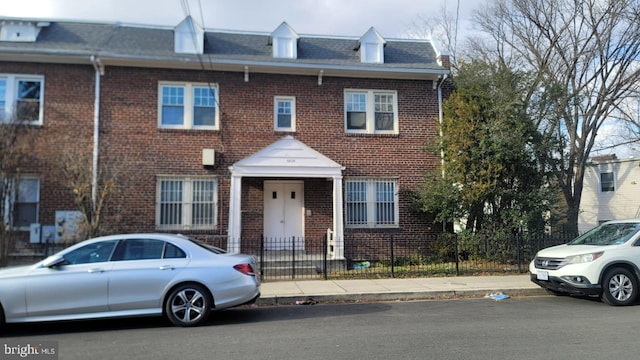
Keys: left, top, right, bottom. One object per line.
{"left": 271, "top": 22, "right": 299, "bottom": 59}
{"left": 174, "top": 16, "right": 204, "bottom": 54}
{"left": 0, "top": 21, "right": 49, "bottom": 42}
{"left": 359, "top": 27, "right": 386, "bottom": 64}
{"left": 364, "top": 42, "right": 383, "bottom": 63}
{"left": 275, "top": 37, "right": 294, "bottom": 58}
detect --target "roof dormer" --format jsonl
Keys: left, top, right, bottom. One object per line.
{"left": 0, "top": 20, "right": 49, "bottom": 42}
{"left": 174, "top": 16, "right": 204, "bottom": 54}
{"left": 271, "top": 22, "right": 299, "bottom": 59}
{"left": 358, "top": 27, "right": 386, "bottom": 64}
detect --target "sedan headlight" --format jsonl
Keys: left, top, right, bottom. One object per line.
{"left": 565, "top": 252, "right": 604, "bottom": 264}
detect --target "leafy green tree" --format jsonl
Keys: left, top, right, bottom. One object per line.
{"left": 471, "top": 0, "right": 640, "bottom": 233}
{"left": 419, "top": 60, "right": 552, "bottom": 235}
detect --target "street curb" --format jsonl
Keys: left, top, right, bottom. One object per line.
{"left": 255, "top": 288, "right": 548, "bottom": 306}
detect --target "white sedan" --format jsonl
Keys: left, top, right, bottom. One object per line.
{"left": 0, "top": 233, "right": 260, "bottom": 327}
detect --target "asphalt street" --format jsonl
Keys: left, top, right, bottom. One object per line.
{"left": 3, "top": 295, "right": 640, "bottom": 360}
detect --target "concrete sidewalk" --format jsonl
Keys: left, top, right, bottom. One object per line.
{"left": 256, "top": 274, "right": 546, "bottom": 305}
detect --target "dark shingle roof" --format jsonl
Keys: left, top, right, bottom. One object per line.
{"left": 0, "top": 19, "right": 448, "bottom": 75}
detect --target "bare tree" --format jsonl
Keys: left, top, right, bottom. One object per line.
{"left": 0, "top": 119, "right": 37, "bottom": 266}
{"left": 471, "top": 0, "right": 640, "bottom": 233}
{"left": 405, "top": 2, "right": 461, "bottom": 70}
{"left": 47, "top": 135, "right": 139, "bottom": 240}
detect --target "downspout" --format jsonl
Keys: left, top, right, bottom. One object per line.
{"left": 437, "top": 73, "right": 449, "bottom": 233}
{"left": 90, "top": 56, "right": 104, "bottom": 210}
{"left": 437, "top": 74, "right": 448, "bottom": 178}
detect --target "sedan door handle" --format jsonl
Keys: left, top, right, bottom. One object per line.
{"left": 159, "top": 265, "right": 174, "bottom": 271}
{"left": 88, "top": 268, "right": 104, "bottom": 273}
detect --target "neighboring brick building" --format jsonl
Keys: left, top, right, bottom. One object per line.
{"left": 0, "top": 16, "right": 450, "bottom": 259}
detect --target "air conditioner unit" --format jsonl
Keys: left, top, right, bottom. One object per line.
{"left": 202, "top": 149, "right": 215, "bottom": 166}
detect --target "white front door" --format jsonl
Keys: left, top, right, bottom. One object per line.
{"left": 264, "top": 181, "right": 304, "bottom": 250}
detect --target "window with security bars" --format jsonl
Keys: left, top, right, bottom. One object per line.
{"left": 157, "top": 177, "right": 218, "bottom": 230}
{"left": 345, "top": 178, "right": 398, "bottom": 228}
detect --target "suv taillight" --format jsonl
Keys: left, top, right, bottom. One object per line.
{"left": 233, "top": 264, "right": 256, "bottom": 276}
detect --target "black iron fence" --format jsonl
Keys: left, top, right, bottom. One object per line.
{"left": 251, "top": 232, "right": 577, "bottom": 282}
{"left": 20, "top": 231, "right": 576, "bottom": 282}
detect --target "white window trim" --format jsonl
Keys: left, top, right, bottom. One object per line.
{"left": 345, "top": 178, "right": 399, "bottom": 229}
{"left": 274, "top": 36, "right": 297, "bottom": 59}
{"left": 0, "top": 74, "right": 44, "bottom": 125}
{"left": 344, "top": 89, "right": 398, "bottom": 135}
{"left": 156, "top": 176, "right": 219, "bottom": 231}
{"left": 274, "top": 96, "right": 296, "bottom": 131}
{"left": 600, "top": 171, "right": 615, "bottom": 192}
{"left": 4, "top": 176, "right": 40, "bottom": 231}
{"left": 158, "top": 82, "right": 219, "bottom": 130}
{"left": 362, "top": 42, "right": 384, "bottom": 63}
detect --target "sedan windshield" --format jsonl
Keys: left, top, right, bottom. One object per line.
{"left": 570, "top": 223, "right": 640, "bottom": 246}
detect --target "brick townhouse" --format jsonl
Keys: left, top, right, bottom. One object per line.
{"left": 0, "top": 16, "right": 450, "bottom": 261}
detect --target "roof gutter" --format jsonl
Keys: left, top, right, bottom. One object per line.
{"left": 96, "top": 54, "right": 451, "bottom": 79}
{"left": 90, "top": 55, "right": 104, "bottom": 211}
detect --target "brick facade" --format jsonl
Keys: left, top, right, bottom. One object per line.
{"left": 0, "top": 18, "right": 450, "bottom": 257}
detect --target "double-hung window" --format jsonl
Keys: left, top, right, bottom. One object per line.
{"left": 4, "top": 176, "right": 40, "bottom": 230}
{"left": 345, "top": 178, "right": 399, "bottom": 228}
{"left": 600, "top": 172, "right": 615, "bottom": 192}
{"left": 157, "top": 177, "right": 218, "bottom": 230}
{"left": 0, "top": 74, "right": 44, "bottom": 124}
{"left": 345, "top": 90, "right": 398, "bottom": 134}
{"left": 159, "top": 82, "right": 218, "bottom": 130}
{"left": 274, "top": 96, "right": 295, "bottom": 131}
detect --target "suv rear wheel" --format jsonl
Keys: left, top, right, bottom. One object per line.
{"left": 601, "top": 267, "right": 638, "bottom": 306}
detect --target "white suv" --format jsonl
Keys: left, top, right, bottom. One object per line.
{"left": 530, "top": 220, "right": 640, "bottom": 306}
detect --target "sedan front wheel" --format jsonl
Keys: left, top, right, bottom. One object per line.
{"left": 601, "top": 267, "right": 638, "bottom": 306}
{"left": 165, "top": 283, "right": 212, "bottom": 327}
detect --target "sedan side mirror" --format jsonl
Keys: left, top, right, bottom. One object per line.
{"left": 41, "top": 256, "right": 68, "bottom": 269}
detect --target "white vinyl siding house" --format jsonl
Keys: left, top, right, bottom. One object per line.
{"left": 579, "top": 158, "right": 640, "bottom": 233}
